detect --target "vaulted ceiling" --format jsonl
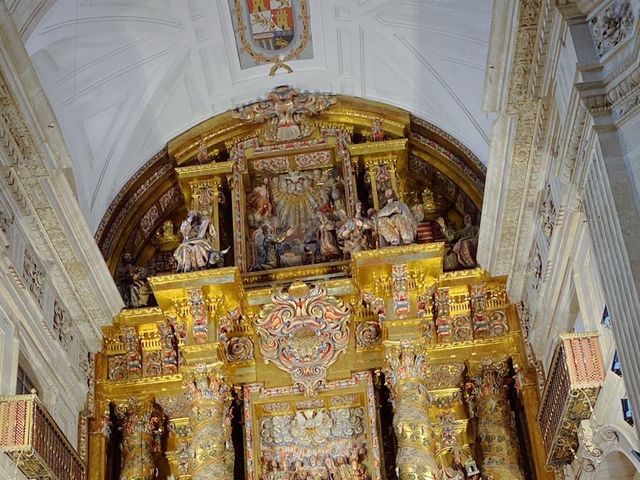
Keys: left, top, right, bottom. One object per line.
{"left": 16, "top": 0, "right": 494, "bottom": 231}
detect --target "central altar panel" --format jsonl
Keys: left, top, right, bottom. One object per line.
{"left": 243, "top": 372, "right": 383, "bottom": 480}
{"left": 244, "top": 140, "right": 349, "bottom": 270}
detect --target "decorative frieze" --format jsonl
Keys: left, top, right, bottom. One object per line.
{"left": 0, "top": 201, "right": 13, "bottom": 238}
{"left": 540, "top": 184, "right": 558, "bottom": 242}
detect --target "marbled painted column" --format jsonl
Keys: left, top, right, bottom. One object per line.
{"left": 384, "top": 339, "right": 438, "bottom": 480}
{"left": 183, "top": 364, "right": 234, "bottom": 480}
{"left": 115, "top": 398, "right": 162, "bottom": 480}
{"left": 467, "top": 360, "right": 524, "bottom": 480}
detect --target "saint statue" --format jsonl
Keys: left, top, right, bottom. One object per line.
{"left": 436, "top": 214, "right": 479, "bottom": 269}
{"left": 116, "top": 253, "right": 151, "bottom": 308}
{"left": 317, "top": 212, "right": 341, "bottom": 260}
{"left": 373, "top": 189, "right": 417, "bottom": 246}
{"left": 174, "top": 211, "right": 228, "bottom": 272}
{"left": 251, "top": 224, "right": 294, "bottom": 270}
{"left": 337, "top": 202, "right": 372, "bottom": 258}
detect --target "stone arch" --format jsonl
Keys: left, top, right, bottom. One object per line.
{"left": 595, "top": 451, "right": 640, "bottom": 479}
{"left": 576, "top": 423, "right": 640, "bottom": 479}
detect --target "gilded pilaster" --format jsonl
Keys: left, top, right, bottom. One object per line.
{"left": 384, "top": 339, "right": 438, "bottom": 480}
{"left": 115, "top": 398, "right": 163, "bottom": 480}
{"left": 183, "top": 363, "right": 234, "bottom": 480}
{"left": 466, "top": 359, "right": 524, "bottom": 480}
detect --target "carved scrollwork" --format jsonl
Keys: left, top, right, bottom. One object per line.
{"left": 589, "top": 0, "right": 635, "bottom": 57}
{"left": 255, "top": 281, "right": 350, "bottom": 395}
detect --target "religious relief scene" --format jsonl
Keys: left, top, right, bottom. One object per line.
{"left": 1, "top": 2, "right": 640, "bottom": 480}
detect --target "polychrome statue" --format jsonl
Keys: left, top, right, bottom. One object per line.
{"left": 436, "top": 214, "right": 479, "bottom": 269}
{"left": 174, "top": 211, "right": 228, "bottom": 272}
{"left": 374, "top": 189, "right": 417, "bottom": 246}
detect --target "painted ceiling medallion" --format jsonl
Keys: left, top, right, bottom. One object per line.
{"left": 255, "top": 281, "right": 350, "bottom": 394}
{"left": 230, "top": 0, "right": 313, "bottom": 74}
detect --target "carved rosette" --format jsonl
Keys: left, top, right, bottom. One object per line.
{"left": 355, "top": 321, "right": 382, "bottom": 348}
{"left": 183, "top": 364, "right": 234, "bottom": 480}
{"left": 115, "top": 398, "right": 163, "bottom": 480}
{"left": 255, "top": 282, "right": 350, "bottom": 395}
{"left": 467, "top": 360, "right": 524, "bottom": 480}
{"left": 384, "top": 339, "right": 438, "bottom": 480}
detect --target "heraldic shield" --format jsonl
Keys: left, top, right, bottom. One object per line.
{"left": 230, "top": 0, "right": 313, "bottom": 69}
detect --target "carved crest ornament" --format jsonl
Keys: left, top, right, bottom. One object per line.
{"left": 255, "top": 281, "right": 350, "bottom": 394}
{"left": 234, "top": 85, "right": 337, "bottom": 142}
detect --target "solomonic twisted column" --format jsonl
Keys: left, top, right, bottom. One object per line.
{"left": 466, "top": 359, "right": 524, "bottom": 480}
{"left": 384, "top": 339, "right": 438, "bottom": 480}
{"left": 115, "top": 397, "right": 162, "bottom": 480}
{"left": 183, "top": 363, "right": 234, "bottom": 480}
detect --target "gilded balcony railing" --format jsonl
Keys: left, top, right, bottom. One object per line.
{"left": 0, "top": 394, "right": 85, "bottom": 480}
{"left": 537, "top": 332, "right": 605, "bottom": 466}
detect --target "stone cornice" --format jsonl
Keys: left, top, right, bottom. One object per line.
{"left": 0, "top": 10, "right": 122, "bottom": 349}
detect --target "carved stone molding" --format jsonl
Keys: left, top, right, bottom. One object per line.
{"left": 0, "top": 45, "right": 122, "bottom": 350}
{"left": 478, "top": 0, "right": 543, "bottom": 289}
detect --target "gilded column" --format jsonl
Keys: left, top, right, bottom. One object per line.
{"left": 115, "top": 397, "right": 162, "bottom": 480}
{"left": 210, "top": 176, "right": 222, "bottom": 251}
{"left": 384, "top": 339, "right": 438, "bottom": 480}
{"left": 466, "top": 359, "right": 524, "bottom": 480}
{"left": 156, "top": 393, "right": 193, "bottom": 479}
{"left": 183, "top": 363, "right": 234, "bottom": 480}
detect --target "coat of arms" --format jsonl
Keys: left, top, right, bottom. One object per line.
{"left": 230, "top": 0, "right": 313, "bottom": 73}
{"left": 255, "top": 282, "right": 350, "bottom": 395}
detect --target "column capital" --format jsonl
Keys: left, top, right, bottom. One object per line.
{"left": 114, "top": 397, "right": 159, "bottom": 429}
{"left": 465, "top": 358, "right": 511, "bottom": 399}
{"left": 383, "top": 338, "right": 429, "bottom": 386}
{"left": 182, "top": 362, "right": 230, "bottom": 404}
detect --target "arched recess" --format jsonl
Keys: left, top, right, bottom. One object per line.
{"left": 94, "top": 94, "right": 486, "bottom": 279}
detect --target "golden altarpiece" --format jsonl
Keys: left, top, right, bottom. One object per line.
{"left": 66, "top": 87, "right": 596, "bottom": 480}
